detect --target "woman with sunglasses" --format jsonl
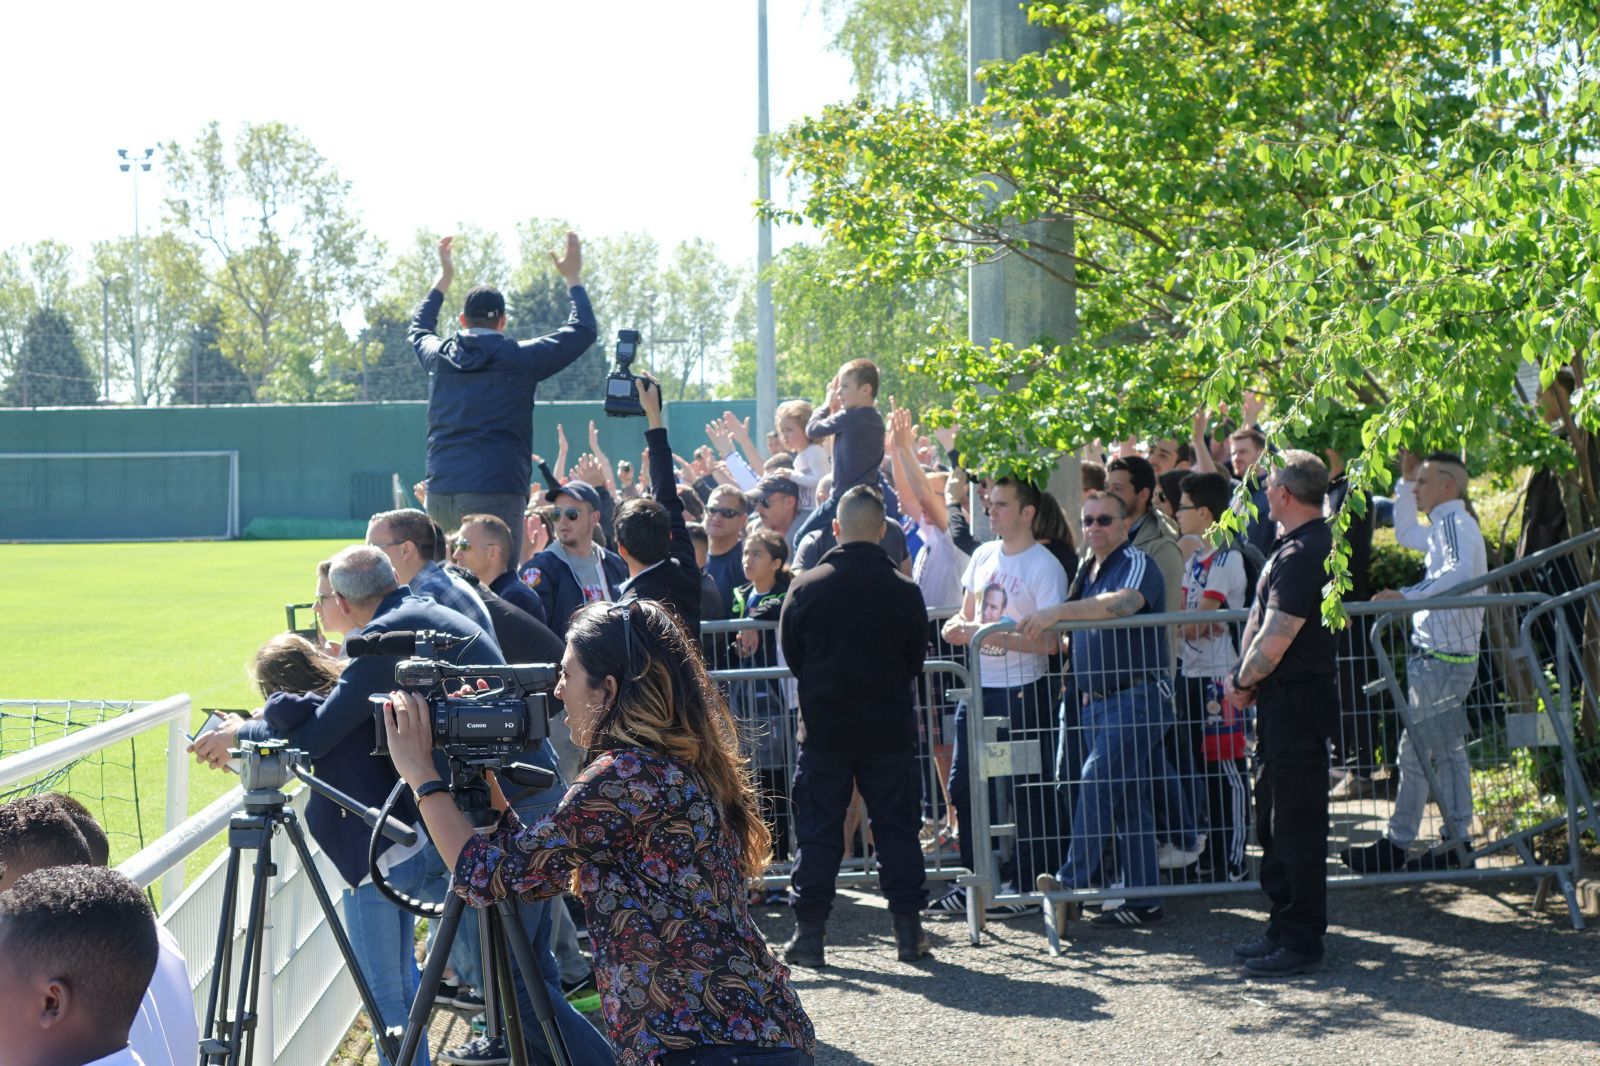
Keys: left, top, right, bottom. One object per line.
{"left": 384, "top": 599, "right": 815, "bottom": 1066}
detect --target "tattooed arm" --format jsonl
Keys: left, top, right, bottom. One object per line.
{"left": 1226, "top": 608, "right": 1305, "bottom": 706}
{"left": 1017, "top": 588, "right": 1144, "bottom": 639}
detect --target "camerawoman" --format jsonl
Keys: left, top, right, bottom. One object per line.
{"left": 409, "top": 232, "right": 596, "bottom": 562}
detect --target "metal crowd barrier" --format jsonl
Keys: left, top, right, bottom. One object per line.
{"left": 956, "top": 576, "right": 1600, "bottom": 953}
{"left": 701, "top": 608, "right": 969, "bottom": 894}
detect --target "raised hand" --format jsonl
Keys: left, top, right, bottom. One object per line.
{"left": 589, "top": 420, "right": 602, "bottom": 453}
{"left": 705, "top": 419, "right": 734, "bottom": 456}
{"left": 437, "top": 235, "right": 454, "bottom": 269}
{"left": 550, "top": 231, "right": 582, "bottom": 286}
{"left": 933, "top": 425, "right": 957, "bottom": 452}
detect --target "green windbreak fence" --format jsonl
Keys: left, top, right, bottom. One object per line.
{"left": 0, "top": 399, "right": 755, "bottom": 542}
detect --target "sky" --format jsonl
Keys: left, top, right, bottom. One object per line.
{"left": 3, "top": 1, "right": 857, "bottom": 273}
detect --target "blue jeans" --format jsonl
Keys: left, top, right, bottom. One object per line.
{"left": 947, "top": 679, "right": 1061, "bottom": 888}
{"left": 343, "top": 846, "right": 435, "bottom": 1066}
{"left": 1057, "top": 682, "right": 1168, "bottom": 909}
{"left": 656, "top": 1046, "right": 815, "bottom": 1066}
{"left": 490, "top": 790, "right": 617, "bottom": 1066}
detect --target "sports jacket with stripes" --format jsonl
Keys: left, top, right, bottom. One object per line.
{"left": 1393, "top": 488, "right": 1487, "bottom": 656}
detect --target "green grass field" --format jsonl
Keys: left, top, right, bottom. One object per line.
{"left": 0, "top": 539, "right": 353, "bottom": 892}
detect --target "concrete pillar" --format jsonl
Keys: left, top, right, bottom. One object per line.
{"left": 969, "top": 0, "right": 1080, "bottom": 512}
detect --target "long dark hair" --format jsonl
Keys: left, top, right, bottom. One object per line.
{"left": 251, "top": 633, "right": 343, "bottom": 699}
{"left": 1032, "top": 489, "right": 1077, "bottom": 554}
{"left": 565, "top": 600, "right": 771, "bottom": 877}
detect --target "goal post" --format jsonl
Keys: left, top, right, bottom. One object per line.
{"left": 0, "top": 451, "right": 240, "bottom": 542}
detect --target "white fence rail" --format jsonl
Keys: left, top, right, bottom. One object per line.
{"left": 0, "top": 696, "right": 362, "bottom": 1066}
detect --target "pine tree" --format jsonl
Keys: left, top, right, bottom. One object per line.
{"left": 1, "top": 308, "right": 96, "bottom": 406}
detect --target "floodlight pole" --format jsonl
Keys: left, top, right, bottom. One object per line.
{"left": 755, "top": 0, "right": 776, "bottom": 458}
{"left": 98, "top": 273, "right": 124, "bottom": 402}
{"left": 118, "top": 148, "right": 156, "bottom": 406}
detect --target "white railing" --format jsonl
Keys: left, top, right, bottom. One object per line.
{"left": 0, "top": 694, "right": 192, "bottom": 904}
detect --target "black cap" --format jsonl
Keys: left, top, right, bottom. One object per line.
{"left": 754, "top": 474, "right": 799, "bottom": 499}
{"left": 546, "top": 479, "right": 602, "bottom": 510}
{"left": 462, "top": 285, "right": 505, "bottom": 320}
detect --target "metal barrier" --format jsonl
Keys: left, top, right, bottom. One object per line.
{"left": 702, "top": 611, "right": 971, "bottom": 894}
{"left": 955, "top": 583, "right": 1600, "bottom": 953}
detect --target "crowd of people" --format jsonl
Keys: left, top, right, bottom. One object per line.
{"left": 0, "top": 233, "right": 1498, "bottom": 1066}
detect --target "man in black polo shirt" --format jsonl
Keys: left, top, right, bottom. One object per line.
{"left": 780, "top": 486, "right": 933, "bottom": 966}
{"left": 1024, "top": 491, "right": 1171, "bottom": 927}
{"left": 1223, "top": 449, "right": 1338, "bottom": 977}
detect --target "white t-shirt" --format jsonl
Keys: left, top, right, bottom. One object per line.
{"left": 962, "top": 540, "right": 1068, "bottom": 688}
{"left": 914, "top": 519, "right": 968, "bottom": 611}
{"left": 1179, "top": 545, "right": 1248, "bottom": 678}
{"left": 128, "top": 921, "right": 198, "bottom": 1066}
{"left": 791, "top": 443, "right": 830, "bottom": 509}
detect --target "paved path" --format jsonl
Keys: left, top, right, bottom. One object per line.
{"left": 757, "top": 877, "right": 1597, "bottom": 1066}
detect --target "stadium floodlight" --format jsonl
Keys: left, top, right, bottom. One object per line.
{"left": 116, "top": 146, "right": 158, "bottom": 404}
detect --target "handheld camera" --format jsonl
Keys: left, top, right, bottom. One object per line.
{"left": 349, "top": 629, "right": 558, "bottom": 763}
{"left": 603, "top": 328, "right": 644, "bottom": 417}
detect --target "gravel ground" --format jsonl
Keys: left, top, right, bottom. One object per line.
{"left": 751, "top": 877, "right": 1598, "bottom": 1066}
{"left": 345, "top": 872, "right": 1596, "bottom": 1065}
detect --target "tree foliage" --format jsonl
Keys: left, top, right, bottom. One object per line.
{"left": 770, "top": 0, "right": 1600, "bottom": 615}
{"left": 1, "top": 307, "right": 97, "bottom": 407}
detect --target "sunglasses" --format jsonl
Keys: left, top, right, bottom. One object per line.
{"left": 452, "top": 538, "right": 474, "bottom": 552}
{"left": 752, "top": 497, "right": 772, "bottom": 509}
{"left": 707, "top": 506, "right": 744, "bottom": 519}
{"left": 555, "top": 507, "right": 583, "bottom": 522}
{"left": 1081, "top": 514, "right": 1118, "bottom": 527}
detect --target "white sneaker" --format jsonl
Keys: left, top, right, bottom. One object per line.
{"left": 1157, "top": 838, "right": 1206, "bottom": 870}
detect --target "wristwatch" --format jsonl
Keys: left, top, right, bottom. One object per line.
{"left": 413, "top": 779, "right": 450, "bottom": 804}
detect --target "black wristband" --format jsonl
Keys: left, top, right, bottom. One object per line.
{"left": 413, "top": 779, "right": 450, "bottom": 803}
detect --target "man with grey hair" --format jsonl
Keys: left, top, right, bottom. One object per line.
{"left": 1343, "top": 449, "right": 1487, "bottom": 874}
{"left": 193, "top": 545, "right": 506, "bottom": 1057}
{"left": 1223, "top": 449, "right": 1338, "bottom": 978}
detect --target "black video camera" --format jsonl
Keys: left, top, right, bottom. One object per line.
{"left": 348, "top": 630, "right": 559, "bottom": 763}
{"left": 603, "top": 328, "right": 644, "bottom": 417}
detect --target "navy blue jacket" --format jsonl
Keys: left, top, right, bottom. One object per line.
{"left": 518, "top": 546, "right": 628, "bottom": 639}
{"left": 409, "top": 286, "right": 597, "bottom": 496}
{"left": 238, "top": 587, "right": 559, "bottom": 886}
{"left": 490, "top": 570, "right": 548, "bottom": 626}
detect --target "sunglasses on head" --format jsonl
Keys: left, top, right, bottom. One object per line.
{"left": 556, "top": 507, "right": 583, "bottom": 522}
{"left": 1081, "top": 513, "right": 1118, "bottom": 527}
{"left": 707, "top": 506, "right": 744, "bottom": 519}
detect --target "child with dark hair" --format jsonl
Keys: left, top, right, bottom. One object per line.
{"left": 27, "top": 793, "right": 110, "bottom": 866}
{"left": 0, "top": 865, "right": 159, "bottom": 1066}
{"left": 791, "top": 358, "right": 886, "bottom": 546}
{"left": 0, "top": 799, "right": 90, "bottom": 892}
{"left": 732, "top": 527, "right": 798, "bottom": 872}
{"left": 0, "top": 794, "right": 200, "bottom": 1066}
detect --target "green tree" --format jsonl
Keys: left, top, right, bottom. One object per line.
{"left": 654, "top": 239, "right": 742, "bottom": 400}
{"left": 177, "top": 308, "right": 254, "bottom": 405}
{"left": 164, "top": 121, "right": 382, "bottom": 401}
{"left": 76, "top": 233, "right": 208, "bottom": 404}
{"left": 769, "top": 1, "right": 1597, "bottom": 582}
{"left": 822, "top": 0, "right": 968, "bottom": 115}
{"left": 2, "top": 307, "right": 96, "bottom": 407}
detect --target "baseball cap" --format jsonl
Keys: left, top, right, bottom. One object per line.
{"left": 546, "top": 479, "right": 602, "bottom": 510}
{"left": 754, "top": 474, "right": 799, "bottom": 500}
{"left": 462, "top": 285, "right": 506, "bottom": 320}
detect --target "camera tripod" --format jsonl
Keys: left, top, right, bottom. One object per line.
{"left": 382, "top": 758, "right": 573, "bottom": 1066}
{"left": 198, "top": 742, "right": 413, "bottom": 1066}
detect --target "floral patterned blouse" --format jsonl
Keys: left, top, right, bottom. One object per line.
{"left": 455, "top": 747, "right": 816, "bottom": 1066}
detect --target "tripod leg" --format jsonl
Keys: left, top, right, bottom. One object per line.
{"left": 396, "top": 890, "right": 466, "bottom": 1066}
{"left": 234, "top": 828, "right": 275, "bottom": 1066}
{"left": 199, "top": 843, "right": 246, "bottom": 1065}
{"left": 281, "top": 812, "right": 402, "bottom": 1066}
{"left": 494, "top": 897, "right": 571, "bottom": 1066}
{"left": 479, "top": 904, "right": 501, "bottom": 1043}
{"left": 484, "top": 906, "right": 529, "bottom": 1066}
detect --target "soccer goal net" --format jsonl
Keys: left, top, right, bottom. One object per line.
{"left": 0, "top": 451, "right": 240, "bottom": 541}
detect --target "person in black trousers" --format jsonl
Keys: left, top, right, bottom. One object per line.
{"left": 779, "top": 485, "right": 934, "bottom": 966}
{"left": 615, "top": 374, "right": 705, "bottom": 639}
{"left": 1223, "top": 450, "right": 1339, "bottom": 978}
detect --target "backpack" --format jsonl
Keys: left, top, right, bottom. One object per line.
{"left": 1232, "top": 538, "right": 1266, "bottom": 607}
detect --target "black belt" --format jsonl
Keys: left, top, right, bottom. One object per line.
{"left": 1081, "top": 672, "right": 1159, "bottom": 704}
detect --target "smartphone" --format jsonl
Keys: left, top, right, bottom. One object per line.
{"left": 190, "top": 709, "right": 245, "bottom": 774}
